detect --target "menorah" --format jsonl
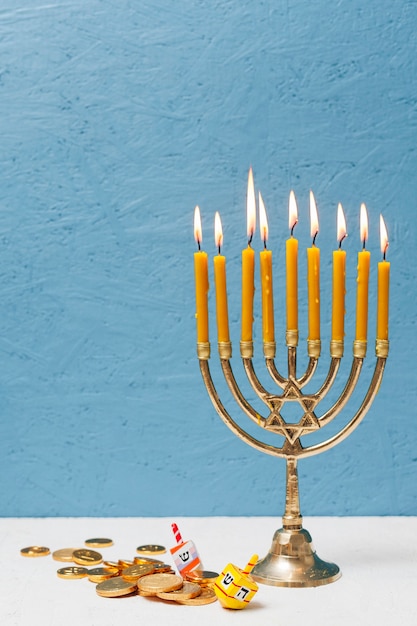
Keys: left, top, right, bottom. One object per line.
{"left": 193, "top": 177, "right": 390, "bottom": 588}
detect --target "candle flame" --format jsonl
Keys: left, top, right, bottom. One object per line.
{"left": 214, "top": 211, "right": 223, "bottom": 250}
{"left": 337, "top": 203, "right": 347, "bottom": 244}
{"left": 247, "top": 167, "right": 256, "bottom": 241}
{"left": 194, "top": 205, "right": 202, "bottom": 246}
{"left": 289, "top": 190, "right": 298, "bottom": 233}
{"left": 309, "top": 190, "right": 319, "bottom": 240}
{"left": 259, "top": 191, "right": 268, "bottom": 244}
{"left": 380, "top": 214, "right": 389, "bottom": 257}
{"left": 360, "top": 203, "right": 368, "bottom": 244}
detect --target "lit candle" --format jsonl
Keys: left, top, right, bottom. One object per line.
{"left": 241, "top": 168, "right": 256, "bottom": 343}
{"left": 286, "top": 191, "right": 298, "bottom": 334}
{"left": 259, "top": 191, "right": 275, "bottom": 343}
{"left": 307, "top": 191, "right": 320, "bottom": 341}
{"left": 331, "top": 203, "right": 347, "bottom": 342}
{"left": 193, "top": 206, "right": 209, "bottom": 343}
{"left": 355, "top": 203, "right": 370, "bottom": 342}
{"left": 377, "top": 215, "right": 390, "bottom": 341}
{"left": 213, "top": 212, "right": 230, "bottom": 343}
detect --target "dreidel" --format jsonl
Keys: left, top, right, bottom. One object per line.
{"left": 169, "top": 523, "right": 203, "bottom": 577}
{"left": 214, "top": 554, "right": 259, "bottom": 609}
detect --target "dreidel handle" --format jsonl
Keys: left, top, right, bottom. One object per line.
{"left": 171, "top": 522, "right": 183, "bottom": 544}
{"left": 241, "top": 554, "right": 258, "bottom": 575}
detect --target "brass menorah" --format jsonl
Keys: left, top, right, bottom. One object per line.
{"left": 197, "top": 335, "right": 389, "bottom": 587}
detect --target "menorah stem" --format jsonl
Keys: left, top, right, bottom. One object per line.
{"left": 288, "top": 346, "right": 297, "bottom": 379}
{"left": 282, "top": 457, "right": 302, "bottom": 530}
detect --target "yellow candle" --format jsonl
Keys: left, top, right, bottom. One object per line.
{"left": 259, "top": 192, "right": 274, "bottom": 343}
{"left": 241, "top": 246, "right": 255, "bottom": 342}
{"left": 193, "top": 206, "right": 209, "bottom": 343}
{"left": 377, "top": 215, "right": 390, "bottom": 341}
{"left": 286, "top": 191, "right": 298, "bottom": 332}
{"left": 355, "top": 203, "right": 370, "bottom": 342}
{"left": 241, "top": 168, "right": 256, "bottom": 343}
{"left": 331, "top": 203, "right": 347, "bottom": 342}
{"left": 214, "top": 212, "right": 230, "bottom": 343}
{"left": 307, "top": 191, "right": 320, "bottom": 341}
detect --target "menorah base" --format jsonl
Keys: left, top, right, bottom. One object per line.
{"left": 251, "top": 527, "right": 341, "bottom": 588}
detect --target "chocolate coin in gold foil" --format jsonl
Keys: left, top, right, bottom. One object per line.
{"left": 57, "top": 566, "right": 89, "bottom": 580}
{"left": 133, "top": 556, "right": 164, "bottom": 565}
{"left": 136, "top": 544, "right": 166, "bottom": 555}
{"left": 157, "top": 582, "right": 202, "bottom": 601}
{"left": 118, "top": 559, "right": 134, "bottom": 569}
{"left": 72, "top": 548, "right": 102, "bottom": 566}
{"left": 137, "top": 573, "right": 183, "bottom": 595}
{"left": 85, "top": 537, "right": 113, "bottom": 548}
{"left": 103, "top": 560, "right": 121, "bottom": 570}
{"left": 52, "top": 548, "right": 79, "bottom": 562}
{"left": 20, "top": 546, "right": 50, "bottom": 558}
{"left": 87, "top": 567, "right": 119, "bottom": 583}
{"left": 96, "top": 576, "right": 137, "bottom": 598}
{"left": 121, "top": 563, "right": 155, "bottom": 582}
{"left": 177, "top": 586, "right": 217, "bottom": 605}
{"left": 185, "top": 569, "right": 220, "bottom": 586}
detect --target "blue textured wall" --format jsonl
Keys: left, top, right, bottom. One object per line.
{"left": 0, "top": 0, "right": 415, "bottom": 516}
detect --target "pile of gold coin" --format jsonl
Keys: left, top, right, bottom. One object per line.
{"left": 20, "top": 539, "right": 219, "bottom": 607}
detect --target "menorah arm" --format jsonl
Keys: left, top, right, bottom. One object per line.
{"left": 317, "top": 357, "right": 363, "bottom": 427}
{"left": 300, "top": 356, "right": 387, "bottom": 459}
{"left": 296, "top": 357, "right": 318, "bottom": 388}
{"left": 314, "top": 357, "right": 341, "bottom": 398}
{"left": 199, "top": 360, "right": 286, "bottom": 458}
{"left": 242, "top": 358, "right": 272, "bottom": 402}
{"left": 220, "top": 359, "right": 266, "bottom": 427}
{"left": 265, "top": 358, "right": 287, "bottom": 388}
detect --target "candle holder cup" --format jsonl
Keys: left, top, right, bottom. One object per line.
{"left": 197, "top": 335, "right": 389, "bottom": 587}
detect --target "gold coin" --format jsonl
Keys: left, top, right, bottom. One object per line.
{"left": 177, "top": 586, "right": 217, "bottom": 606}
{"left": 133, "top": 556, "right": 164, "bottom": 565}
{"left": 96, "top": 576, "right": 137, "bottom": 598}
{"left": 152, "top": 563, "right": 173, "bottom": 573}
{"left": 157, "top": 582, "right": 202, "bottom": 601}
{"left": 136, "top": 544, "right": 166, "bottom": 555}
{"left": 85, "top": 537, "right": 113, "bottom": 548}
{"left": 185, "top": 569, "right": 220, "bottom": 586}
{"left": 87, "top": 567, "right": 119, "bottom": 583}
{"left": 103, "top": 560, "right": 121, "bottom": 570}
{"left": 20, "top": 546, "right": 50, "bottom": 558}
{"left": 118, "top": 559, "right": 134, "bottom": 570}
{"left": 57, "top": 566, "right": 89, "bottom": 580}
{"left": 52, "top": 548, "right": 79, "bottom": 562}
{"left": 137, "top": 573, "right": 183, "bottom": 595}
{"left": 121, "top": 563, "right": 155, "bottom": 582}
{"left": 72, "top": 549, "right": 102, "bottom": 566}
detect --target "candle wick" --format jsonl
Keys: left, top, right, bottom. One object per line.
{"left": 312, "top": 231, "right": 318, "bottom": 246}
{"left": 248, "top": 232, "right": 253, "bottom": 246}
{"left": 338, "top": 233, "right": 347, "bottom": 249}
{"left": 263, "top": 238, "right": 267, "bottom": 250}
{"left": 290, "top": 221, "right": 297, "bottom": 237}
{"left": 197, "top": 239, "right": 201, "bottom": 251}
{"left": 218, "top": 245, "right": 221, "bottom": 255}
{"left": 383, "top": 250, "right": 386, "bottom": 261}
{"left": 362, "top": 238, "right": 366, "bottom": 250}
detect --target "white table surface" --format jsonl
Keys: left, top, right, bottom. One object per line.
{"left": 2, "top": 516, "right": 416, "bottom": 625}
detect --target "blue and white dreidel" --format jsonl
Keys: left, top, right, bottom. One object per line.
{"left": 214, "top": 554, "right": 259, "bottom": 609}
{"left": 169, "top": 522, "right": 203, "bottom": 577}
